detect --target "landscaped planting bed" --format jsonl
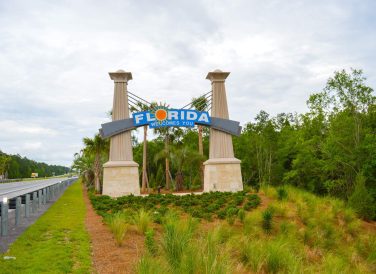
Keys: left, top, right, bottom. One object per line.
{"left": 89, "top": 187, "right": 376, "bottom": 273}
{"left": 90, "top": 191, "right": 261, "bottom": 223}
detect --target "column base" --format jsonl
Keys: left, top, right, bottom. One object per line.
{"left": 203, "top": 158, "right": 243, "bottom": 192}
{"left": 102, "top": 161, "right": 140, "bottom": 197}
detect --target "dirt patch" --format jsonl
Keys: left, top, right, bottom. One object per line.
{"left": 83, "top": 187, "right": 144, "bottom": 274}
{"left": 258, "top": 192, "right": 273, "bottom": 210}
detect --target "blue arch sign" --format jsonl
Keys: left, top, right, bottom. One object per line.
{"left": 100, "top": 109, "right": 241, "bottom": 138}
{"left": 133, "top": 109, "right": 211, "bottom": 128}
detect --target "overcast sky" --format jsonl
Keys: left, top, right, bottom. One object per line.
{"left": 0, "top": 0, "right": 375, "bottom": 167}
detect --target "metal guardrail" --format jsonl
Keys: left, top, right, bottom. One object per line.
{"left": 0, "top": 178, "right": 26, "bottom": 184}
{"left": 0, "top": 176, "right": 75, "bottom": 184}
{"left": 0, "top": 178, "right": 77, "bottom": 237}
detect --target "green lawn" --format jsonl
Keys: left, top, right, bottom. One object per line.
{"left": 0, "top": 180, "right": 92, "bottom": 274}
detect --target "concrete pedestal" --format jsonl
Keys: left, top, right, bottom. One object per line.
{"left": 102, "top": 161, "right": 140, "bottom": 197}
{"left": 203, "top": 158, "right": 243, "bottom": 192}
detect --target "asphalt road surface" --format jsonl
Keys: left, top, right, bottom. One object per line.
{"left": 0, "top": 177, "right": 70, "bottom": 201}
{"left": 0, "top": 177, "right": 76, "bottom": 253}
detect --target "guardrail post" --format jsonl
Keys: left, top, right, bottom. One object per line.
{"left": 32, "top": 192, "right": 37, "bottom": 213}
{"left": 43, "top": 188, "right": 46, "bottom": 204}
{"left": 1, "top": 201, "right": 8, "bottom": 236}
{"left": 15, "top": 197, "right": 21, "bottom": 226}
{"left": 38, "top": 190, "right": 42, "bottom": 207}
{"left": 51, "top": 185, "right": 55, "bottom": 200}
{"left": 25, "top": 194, "right": 30, "bottom": 217}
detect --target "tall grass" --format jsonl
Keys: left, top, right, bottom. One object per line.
{"left": 145, "top": 228, "right": 157, "bottom": 256}
{"left": 136, "top": 255, "right": 169, "bottom": 274}
{"left": 239, "top": 237, "right": 301, "bottom": 273}
{"left": 161, "top": 214, "right": 197, "bottom": 269}
{"left": 132, "top": 208, "right": 153, "bottom": 234}
{"left": 106, "top": 212, "right": 128, "bottom": 246}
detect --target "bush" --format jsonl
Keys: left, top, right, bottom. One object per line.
{"left": 262, "top": 208, "right": 273, "bottom": 233}
{"left": 348, "top": 175, "right": 376, "bottom": 220}
{"left": 106, "top": 212, "right": 128, "bottom": 246}
{"left": 217, "top": 210, "right": 226, "bottom": 219}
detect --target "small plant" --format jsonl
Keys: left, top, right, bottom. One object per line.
{"left": 226, "top": 207, "right": 238, "bottom": 225}
{"left": 238, "top": 209, "right": 246, "bottom": 223}
{"left": 262, "top": 208, "right": 273, "bottom": 233}
{"left": 277, "top": 187, "right": 288, "bottom": 200}
{"left": 145, "top": 228, "right": 157, "bottom": 256}
{"left": 132, "top": 208, "right": 152, "bottom": 234}
{"left": 217, "top": 210, "right": 226, "bottom": 219}
{"left": 107, "top": 212, "right": 128, "bottom": 246}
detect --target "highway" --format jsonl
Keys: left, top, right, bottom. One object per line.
{"left": 0, "top": 177, "right": 71, "bottom": 201}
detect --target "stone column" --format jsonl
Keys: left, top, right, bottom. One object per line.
{"left": 102, "top": 70, "right": 140, "bottom": 197}
{"left": 203, "top": 69, "right": 243, "bottom": 192}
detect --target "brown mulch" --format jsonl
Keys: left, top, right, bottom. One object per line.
{"left": 83, "top": 187, "right": 144, "bottom": 274}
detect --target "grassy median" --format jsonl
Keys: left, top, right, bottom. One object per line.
{"left": 0, "top": 179, "right": 92, "bottom": 273}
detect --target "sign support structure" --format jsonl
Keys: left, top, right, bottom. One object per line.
{"left": 203, "top": 70, "right": 243, "bottom": 192}
{"left": 102, "top": 70, "right": 140, "bottom": 197}
{"left": 101, "top": 69, "right": 243, "bottom": 197}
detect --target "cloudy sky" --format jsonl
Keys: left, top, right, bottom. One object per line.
{"left": 0, "top": 0, "right": 375, "bottom": 167}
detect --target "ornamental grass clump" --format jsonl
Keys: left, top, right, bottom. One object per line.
{"left": 226, "top": 207, "right": 238, "bottom": 225}
{"left": 238, "top": 208, "right": 246, "bottom": 223}
{"left": 107, "top": 212, "right": 128, "bottom": 246}
{"left": 145, "top": 228, "right": 157, "bottom": 256}
{"left": 132, "top": 208, "right": 153, "bottom": 234}
{"left": 161, "top": 214, "right": 197, "bottom": 270}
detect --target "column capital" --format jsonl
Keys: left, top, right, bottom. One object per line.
{"left": 206, "top": 69, "right": 230, "bottom": 82}
{"left": 109, "top": 69, "right": 133, "bottom": 83}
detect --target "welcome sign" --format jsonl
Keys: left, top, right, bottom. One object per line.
{"left": 133, "top": 108, "right": 211, "bottom": 128}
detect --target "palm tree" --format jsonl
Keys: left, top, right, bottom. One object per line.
{"left": 72, "top": 151, "right": 95, "bottom": 187}
{"left": 191, "top": 95, "right": 209, "bottom": 188}
{"left": 82, "top": 134, "right": 108, "bottom": 193}
{"left": 152, "top": 102, "right": 173, "bottom": 190}
{"left": 130, "top": 101, "right": 158, "bottom": 193}
{"left": 169, "top": 146, "right": 205, "bottom": 191}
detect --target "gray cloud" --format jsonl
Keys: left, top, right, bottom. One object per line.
{"left": 0, "top": 0, "right": 375, "bottom": 166}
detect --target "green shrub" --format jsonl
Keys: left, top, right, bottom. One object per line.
{"left": 262, "top": 208, "right": 273, "bottom": 233}
{"left": 244, "top": 194, "right": 261, "bottom": 211}
{"left": 348, "top": 174, "right": 376, "bottom": 221}
{"left": 277, "top": 187, "right": 288, "bottom": 200}
{"left": 217, "top": 210, "right": 226, "bottom": 219}
{"left": 106, "top": 212, "right": 128, "bottom": 246}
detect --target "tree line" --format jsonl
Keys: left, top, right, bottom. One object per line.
{"left": 73, "top": 68, "right": 375, "bottom": 220}
{"left": 0, "top": 151, "right": 70, "bottom": 179}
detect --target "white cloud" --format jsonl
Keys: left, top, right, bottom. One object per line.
{"left": 0, "top": 0, "right": 375, "bottom": 166}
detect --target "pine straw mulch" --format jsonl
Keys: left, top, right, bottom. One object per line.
{"left": 83, "top": 187, "right": 144, "bottom": 274}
